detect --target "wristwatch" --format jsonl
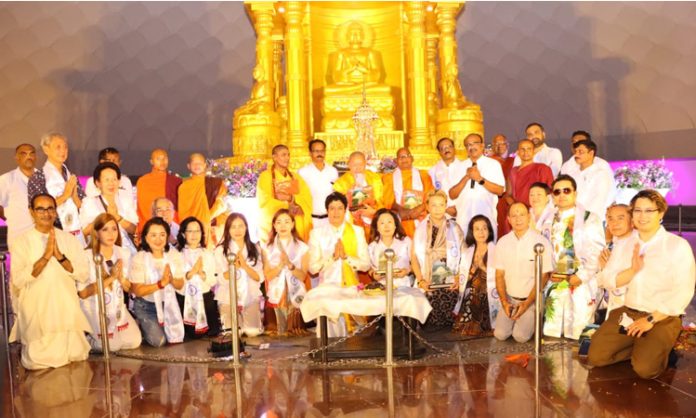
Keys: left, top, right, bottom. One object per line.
{"left": 646, "top": 314, "right": 655, "bottom": 324}
{"left": 478, "top": 179, "right": 485, "bottom": 185}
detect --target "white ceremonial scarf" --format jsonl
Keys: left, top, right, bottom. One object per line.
{"left": 392, "top": 167, "right": 424, "bottom": 205}
{"left": 413, "top": 216, "right": 462, "bottom": 282}
{"left": 181, "top": 247, "right": 209, "bottom": 334}
{"left": 217, "top": 241, "right": 263, "bottom": 308}
{"left": 145, "top": 252, "right": 184, "bottom": 343}
{"left": 265, "top": 238, "right": 307, "bottom": 308}
{"left": 43, "top": 162, "right": 82, "bottom": 237}
{"left": 83, "top": 249, "right": 129, "bottom": 339}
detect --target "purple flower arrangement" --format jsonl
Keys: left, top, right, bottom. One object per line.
{"left": 614, "top": 159, "right": 674, "bottom": 190}
{"left": 207, "top": 158, "right": 268, "bottom": 198}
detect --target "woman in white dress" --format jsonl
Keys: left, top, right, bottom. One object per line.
{"left": 175, "top": 216, "right": 222, "bottom": 339}
{"left": 262, "top": 208, "right": 309, "bottom": 336}
{"left": 367, "top": 208, "right": 414, "bottom": 288}
{"left": 129, "top": 217, "right": 186, "bottom": 347}
{"left": 78, "top": 212, "right": 142, "bottom": 352}
{"left": 215, "top": 213, "right": 265, "bottom": 337}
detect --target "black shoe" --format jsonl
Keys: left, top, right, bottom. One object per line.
{"left": 668, "top": 348, "right": 679, "bottom": 368}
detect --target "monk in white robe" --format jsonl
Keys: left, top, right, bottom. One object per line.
{"left": 9, "top": 194, "right": 91, "bottom": 370}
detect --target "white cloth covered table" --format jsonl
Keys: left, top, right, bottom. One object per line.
{"left": 300, "top": 284, "right": 432, "bottom": 324}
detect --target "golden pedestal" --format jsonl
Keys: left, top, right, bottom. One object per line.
{"left": 231, "top": 1, "right": 483, "bottom": 171}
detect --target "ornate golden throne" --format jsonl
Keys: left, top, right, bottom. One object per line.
{"left": 232, "top": 1, "right": 483, "bottom": 169}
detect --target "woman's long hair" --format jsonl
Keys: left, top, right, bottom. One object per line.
{"left": 267, "top": 208, "right": 300, "bottom": 246}
{"left": 464, "top": 214, "right": 495, "bottom": 248}
{"left": 219, "top": 212, "right": 259, "bottom": 265}
{"left": 139, "top": 217, "right": 171, "bottom": 253}
{"left": 88, "top": 213, "right": 122, "bottom": 254}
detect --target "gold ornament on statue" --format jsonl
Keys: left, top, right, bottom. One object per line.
{"left": 352, "top": 83, "right": 379, "bottom": 160}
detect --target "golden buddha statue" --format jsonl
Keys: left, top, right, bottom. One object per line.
{"left": 235, "top": 65, "right": 272, "bottom": 116}
{"left": 321, "top": 20, "right": 395, "bottom": 132}
{"left": 325, "top": 21, "right": 390, "bottom": 95}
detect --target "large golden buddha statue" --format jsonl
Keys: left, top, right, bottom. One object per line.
{"left": 325, "top": 21, "right": 389, "bottom": 95}
{"left": 232, "top": 2, "right": 484, "bottom": 170}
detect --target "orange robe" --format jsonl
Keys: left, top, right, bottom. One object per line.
{"left": 178, "top": 175, "right": 227, "bottom": 245}
{"left": 382, "top": 169, "right": 434, "bottom": 238}
{"left": 257, "top": 168, "right": 313, "bottom": 243}
{"left": 136, "top": 171, "right": 182, "bottom": 233}
{"left": 333, "top": 171, "right": 384, "bottom": 240}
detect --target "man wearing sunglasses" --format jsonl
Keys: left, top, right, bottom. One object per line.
{"left": 542, "top": 175, "right": 605, "bottom": 340}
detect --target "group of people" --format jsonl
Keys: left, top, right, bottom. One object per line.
{"left": 1, "top": 126, "right": 693, "bottom": 380}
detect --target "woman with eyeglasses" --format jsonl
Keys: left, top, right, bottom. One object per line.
{"left": 78, "top": 213, "right": 142, "bottom": 351}
{"left": 262, "top": 208, "right": 309, "bottom": 336}
{"left": 452, "top": 215, "right": 497, "bottom": 336}
{"left": 215, "top": 213, "right": 265, "bottom": 337}
{"left": 129, "top": 217, "right": 186, "bottom": 347}
{"left": 175, "top": 216, "right": 222, "bottom": 339}
{"left": 367, "top": 208, "right": 414, "bottom": 288}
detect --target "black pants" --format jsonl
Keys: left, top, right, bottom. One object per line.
{"left": 175, "top": 290, "right": 222, "bottom": 340}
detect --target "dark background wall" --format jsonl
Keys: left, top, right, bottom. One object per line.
{"left": 1, "top": 2, "right": 695, "bottom": 176}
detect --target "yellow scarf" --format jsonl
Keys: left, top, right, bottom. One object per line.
{"left": 341, "top": 224, "right": 359, "bottom": 287}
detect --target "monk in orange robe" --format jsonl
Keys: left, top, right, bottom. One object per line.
{"left": 136, "top": 148, "right": 181, "bottom": 233}
{"left": 382, "top": 147, "right": 434, "bottom": 237}
{"left": 333, "top": 151, "right": 384, "bottom": 240}
{"left": 257, "top": 145, "right": 313, "bottom": 243}
{"left": 178, "top": 153, "right": 228, "bottom": 246}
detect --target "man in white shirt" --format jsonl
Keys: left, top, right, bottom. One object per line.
{"left": 560, "top": 139, "right": 615, "bottom": 221}
{"left": 308, "top": 191, "right": 370, "bottom": 337}
{"left": 298, "top": 139, "right": 339, "bottom": 230}
{"left": 589, "top": 190, "right": 695, "bottom": 379}
{"left": 494, "top": 202, "right": 552, "bottom": 343}
{"left": 448, "top": 133, "right": 505, "bottom": 237}
{"left": 9, "top": 193, "right": 91, "bottom": 370}
{"left": 428, "top": 137, "right": 465, "bottom": 218}
{"left": 0, "top": 144, "right": 38, "bottom": 247}
{"left": 84, "top": 147, "right": 135, "bottom": 203}
{"left": 543, "top": 175, "right": 605, "bottom": 340}
{"left": 559, "top": 130, "right": 612, "bottom": 175}
{"left": 27, "top": 133, "right": 86, "bottom": 242}
{"left": 514, "top": 122, "right": 563, "bottom": 176}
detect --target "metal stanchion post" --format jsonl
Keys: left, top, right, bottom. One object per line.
{"left": 386, "top": 365, "right": 395, "bottom": 417}
{"left": 1, "top": 252, "right": 9, "bottom": 346}
{"left": 384, "top": 249, "right": 395, "bottom": 366}
{"left": 226, "top": 253, "right": 241, "bottom": 366}
{"left": 533, "top": 243, "right": 544, "bottom": 357}
{"left": 679, "top": 204, "right": 683, "bottom": 236}
{"left": 233, "top": 366, "right": 243, "bottom": 418}
{"left": 94, "top": 253, "right": 110, "bottom": 359}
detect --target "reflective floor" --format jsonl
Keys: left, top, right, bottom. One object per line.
{"left": 2, "top": 328, "right": 696, "bottom": 418}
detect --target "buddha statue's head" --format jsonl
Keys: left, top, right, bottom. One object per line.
{"left": 347, "top": 22, "right": 365, "bottom": 48}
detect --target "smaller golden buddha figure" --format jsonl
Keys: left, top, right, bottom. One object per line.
{"left": 236, "top": 65, "right": 272, "bottom": 115}
{"left": 442, "top": 62, "right": 468, "bottom": 109}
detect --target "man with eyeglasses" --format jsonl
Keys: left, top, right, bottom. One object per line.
{"left": 382, "top": 147, "right": 434, "bottom": 237}
{"left": 560, "top": 139, "right": 615, "bottom": 221}
{"left": 9, "top": 193, "right": 91, "bottom": 369}
{"left": 0, "top": 144, "right": 38, "bottom": 247}
{"left": 428, "top": 137, "right": 465, "bottom": 219}
{"left": 542, "top": 175, "right": 605, "bottom": 340}
{"left": 298, "top": 139, "right": 339, "bottom": 230}
{"left": 448, "top": 133, "right": 505, "bottom": 237}
{"left": 513, "top": 122, "right": 563, "bottom": 177}
{"left": 151, "top": 197, "right": 179, "bottom": 246}
{"left": 559, "top": 130, "right": 612, "bottom": 175}
{"left": 589, "top": 190, "right": 695, "bottom": 379}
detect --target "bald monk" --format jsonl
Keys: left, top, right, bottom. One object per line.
{"left": 382, "top": 147, "right": 433, "bottom": 237}
{"left": 136, "top": 149, "right": 182, "bottom": 232}
{"left": 505, "top": 139, "right": 554, "bottom": 207}
{"left": 333, "top": 151, "right": 384, "bottom": 239}
{"left": 257, "top": 144, "right": 313, "bottom": 242}
{"left": 178, "top": 153, "right": 227, "bottom": 246}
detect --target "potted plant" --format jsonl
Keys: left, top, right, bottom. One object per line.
{"left": 614, "top": 159, "right": 674, "bottom": 204}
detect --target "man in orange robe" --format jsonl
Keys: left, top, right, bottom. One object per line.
{"left": 382, "top": 147, "right": 434, "bottom": 237}
{"left": 257, "top": 145, "right": 313, "bottom": 243}
{"left": 178, "top": 153, "right": 228, "bottom": 246}
{"left": 136, "top": 149, "right": 181, "bottom": 233}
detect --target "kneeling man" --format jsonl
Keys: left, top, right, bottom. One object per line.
{"left": 10, "top": 193, "right": 91, "bottom": 370}
{"left": 494, "top": 202, "right": 552, "bottom": 342}
{"left": 588, "top": 190, "right": 695, "bottom": 379}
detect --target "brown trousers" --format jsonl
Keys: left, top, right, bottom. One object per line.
{"left": 587, "top": 306, "right": 682, "bottom": 379}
